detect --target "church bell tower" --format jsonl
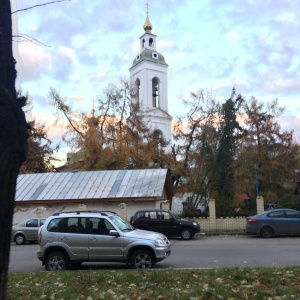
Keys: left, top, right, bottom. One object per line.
{"left": 129, "top": 5, "right": 172, "bottom": 147}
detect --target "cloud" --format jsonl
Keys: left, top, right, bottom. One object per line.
{"left": 275, "top": 11, "right": 298, "bottom": 26}
{"left": 89, "top": 72, "right": 107, "bottom": 82}
{"left": 69, "top": 95, "right": 85, "bottom": 102}
{"left": 263, "top": 73, "right": 300, "bottom": 94}
{"left": 17, "top": 43, "right": 50, "bottom": 81}
{"left": 16, "top": 43, "right": 75, "bottom": 82}
{"left": 157, "top": 40, "right": 174, "bottom": 50}
{"left": 225, "top": 31, "right": 239, "bottom": 42}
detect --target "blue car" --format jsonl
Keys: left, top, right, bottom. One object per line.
{"left": 246, "top": 208, "right": 300, "bottom": 238}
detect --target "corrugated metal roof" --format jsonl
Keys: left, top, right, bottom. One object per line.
{"left": 16, "top": 169, "right": 171, "bottom": 202}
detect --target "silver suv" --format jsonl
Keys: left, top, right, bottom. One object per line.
{"left": 37, "top": 211, "right": 171, "bottom": 270}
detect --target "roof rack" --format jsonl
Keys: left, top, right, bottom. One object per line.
{"left": 52, "top": 211, "right": 117, "bottom": 216}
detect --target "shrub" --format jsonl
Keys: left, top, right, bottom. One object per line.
{"left": 181, "top": 205, "right": 208, "bottom": 218}
{"left": 277, "top": 194, "right": 300, "bottom": 210}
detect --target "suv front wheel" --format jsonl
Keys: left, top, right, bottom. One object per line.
{"left": 45, "top": 251, "right": 69, "bottom": 271}
{"left": 130, "top": 249, "right": 154, "bottom": 270}
{"left": 181, "top": 228, "right": 193, "bottom": 240}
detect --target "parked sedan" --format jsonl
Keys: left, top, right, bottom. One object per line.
{"left": 245, "top": 209, "right": 300, "bottom": 238}
{"left": 11, "top": 218, "right": 46, "bottom": 245}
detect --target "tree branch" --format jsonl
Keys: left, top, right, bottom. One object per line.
{"left": 12, "top": 34, "right": 50, "bottom": 48}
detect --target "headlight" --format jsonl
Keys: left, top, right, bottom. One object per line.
{"left": 193, "top": 222, "right": 198, "bottom": 226}
{"left": 155, "top": 238, "right": 166, "bottom": 246}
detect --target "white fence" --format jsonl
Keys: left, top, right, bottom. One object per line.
{"left": 194, "top": 196, "right": 264, "bottom": 232}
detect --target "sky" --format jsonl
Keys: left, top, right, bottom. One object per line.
{"left": 11, "top": 0, "right": 300, "bottom": 166}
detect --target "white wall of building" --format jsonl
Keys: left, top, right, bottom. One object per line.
{"left": 13, "top": 200, "right": 169, "bottom": 224}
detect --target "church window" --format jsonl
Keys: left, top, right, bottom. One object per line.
{"left": 142, "top": 39, "right": 145, "bottom": 48}
{"left": 152, "top": 77, "right": 159, "bottom": 107}
{"left": 153, "top": 129, "right": 163, "bottom": 140}
{"left": 149, "top": 38, "right": 154, "bottom": 47}
{"left": 152, "top": 52, "right": 158, "bottom": 59}
{"left": 153, "top": 129, "right": 163, "bottom": 156}
{"left": 135, "top": 78, "right": 140, "bottom": 102}
{"left": 136, "top": 54, "right": 140, "bottom": 61}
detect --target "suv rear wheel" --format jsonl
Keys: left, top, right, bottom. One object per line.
{"left": 130, "top": 249, "right": 154, "bottom": 270}
{"left": 181, "top": 228, "right": 193, "bottom": 240}
{"left": 45, "top": 251, "right": 69, "bottom": 271}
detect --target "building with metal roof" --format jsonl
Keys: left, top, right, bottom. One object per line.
{"left": 13, "top": 169, "right": 173, "bottom": 223}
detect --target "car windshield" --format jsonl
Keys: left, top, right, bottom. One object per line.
{"left": 110, "top": 215, "right": 134, "bottom": 232}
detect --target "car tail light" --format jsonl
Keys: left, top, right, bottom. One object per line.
{"left": 247, "top": 218, "right": 257, "bottom": 223}
{"left": 38, "top": 231, "right": 42, "bottom": 244}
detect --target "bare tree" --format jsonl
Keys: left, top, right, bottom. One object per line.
{"left": 0, "top": 1, "right": 29, "bottom": 298}
{"left": 172, "top": 90, "right": 221, "bottom": 206}
{"left": 48, "top": 81, "right": 172, "bottom": 171}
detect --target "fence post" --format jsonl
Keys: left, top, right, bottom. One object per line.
{"left": 209, "top": 199, "right": 217, "bottom": 231}
{"left": 256, "top": 196, "right": 264, "bottom": 214}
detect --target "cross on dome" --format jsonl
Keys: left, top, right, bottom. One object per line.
{"left": 143, "top": 2, "right": 153, "bottom": 32}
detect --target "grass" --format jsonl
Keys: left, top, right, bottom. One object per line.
{"left": 7, "top": 267, "right": 300, "bottom": 299}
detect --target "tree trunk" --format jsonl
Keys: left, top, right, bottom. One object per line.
{"left": 0, "top": 1, "right": 28, "bottom": 299}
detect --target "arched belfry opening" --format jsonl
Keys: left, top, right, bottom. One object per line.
{"left": 149, "top": 38, "right": 154, "bottom": 47}
{"left": 152, "top": 77, "right": 159, "bottom": 107}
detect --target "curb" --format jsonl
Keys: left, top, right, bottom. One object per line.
{"left": 196, "top": 232, "right": 246, "bottom": 237}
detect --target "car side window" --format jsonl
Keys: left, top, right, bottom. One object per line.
{"left": 157, "top": 212, "right": 171, "bottom": 220}
{"left": 40, "top": 219, "right": 46, "bottom": 226}
{"left": 89, "top": 218, "right": 112, "bottom": 235}
{"left": 149, "top": 212, "right": 157, "bottom": 219}
{"left": 137, "top": 212, "right": 145, "bottom": 219}
{"left": 268, "top": 211, "right": 285, "bottom": 218}
{"left": 47, "top": 218, "right": 63, "bottom": 232}
{"left": 286, "top": 211, "right": 300, "bottom": 218}
{"left": 164, "top": 212, "right": 171, "bottom": 220}
{"left": 65, "top": 217, "right": 86, "bottom": 234}
{"left": 157, "top": 212, "right": 164, "bottom": 220}
{"left": 26, "top": 219, "right": 38, "bottom": 227}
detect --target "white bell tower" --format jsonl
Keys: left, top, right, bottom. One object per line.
{"left": 129, "top": 5, "right": 172, "bottom": 148}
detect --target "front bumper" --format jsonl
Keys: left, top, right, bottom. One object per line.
{"left": 155, "top": 245, "right": 171, "bottom": 262}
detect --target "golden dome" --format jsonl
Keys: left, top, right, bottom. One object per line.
{"left": 143, "top": 12, "right": 152, "bottom": 32}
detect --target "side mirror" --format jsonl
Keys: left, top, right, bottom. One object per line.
{"left": 109, "top": 230, "right": 119, "bottom": 237}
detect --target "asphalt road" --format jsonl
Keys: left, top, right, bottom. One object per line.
{"left": 9, "top": 234, "right": 300, "bottom": 272}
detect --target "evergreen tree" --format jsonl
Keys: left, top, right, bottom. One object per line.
{"left": 20, "top": 120, "right": 58, "bottom": 173}
{"left": 213, "top": 88, "right": 244, "bottom": 216}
